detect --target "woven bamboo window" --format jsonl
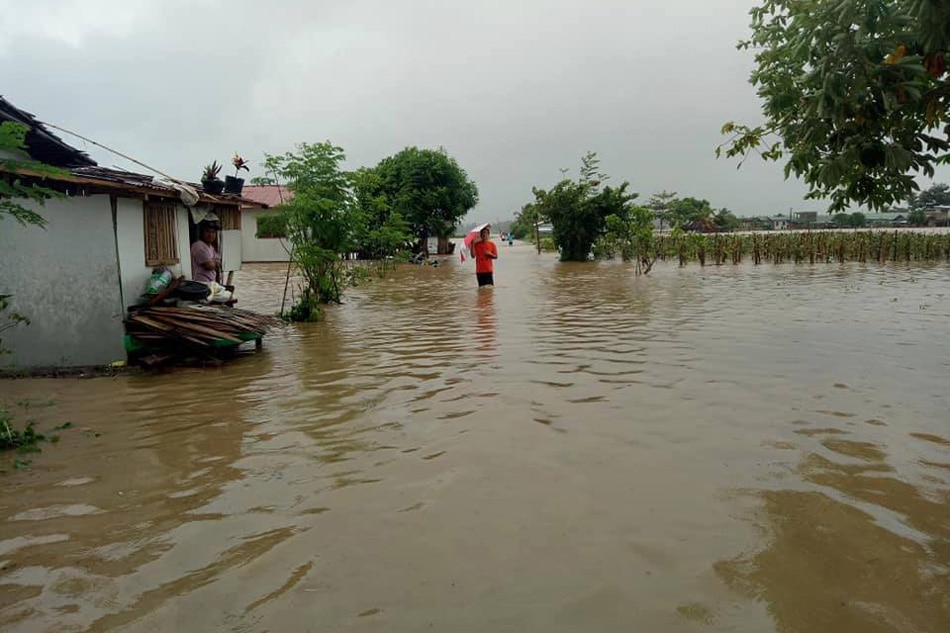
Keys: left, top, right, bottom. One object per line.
{"left": 217, "top": 207, "right": 241, "bottom": 230}
{"left": 143, "top": 201, "right": 179, "bottom": 266}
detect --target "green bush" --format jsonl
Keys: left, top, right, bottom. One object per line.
{"left": 255, "top": 212, "right": 288, "bottom": 239}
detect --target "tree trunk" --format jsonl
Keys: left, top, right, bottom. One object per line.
{"left": 415, "top": 235, "right": 429, "bottom": 256}
{"left": 437, "top": 235, "right": 452, "bottom": 255}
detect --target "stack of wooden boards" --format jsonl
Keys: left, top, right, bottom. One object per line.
{"left": 125, "top": 305, "right": 282, "bottom": 363}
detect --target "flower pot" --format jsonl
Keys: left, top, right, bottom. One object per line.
{"left": 224, "top": 176, "right": 245, "bottom": 195}
{"left": 202, "top": 178, "right": 225, "bottom": 195}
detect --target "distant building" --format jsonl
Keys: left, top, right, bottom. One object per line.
{"left": 240, "top": 185, "right": 293, "bottom": 262}
{"left": 770, "top": 215, "right": 789, "bottom": 230}
{"left": 795, "top": 211, "right": 818, "bottom": 225}
{"left": 865, "top": 212, "right": 908, "bottom": 227}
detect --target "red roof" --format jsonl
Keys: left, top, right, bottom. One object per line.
{"left": 241, "top": 185, "right": 294, "bottom": 208}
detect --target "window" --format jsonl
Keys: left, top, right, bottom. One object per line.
{"left": 143, "top": 201, "right": 179, "bottom": 266}
{"left": 216, "top": 207, "right": 241, "bottom": 230}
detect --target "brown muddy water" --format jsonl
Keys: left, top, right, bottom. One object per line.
{"left": 1, "top": 243, "right": 948, "bottom": 632}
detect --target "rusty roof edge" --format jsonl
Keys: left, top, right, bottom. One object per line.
{"left": 2, "top": 164, "right": 266, "bottom": 208}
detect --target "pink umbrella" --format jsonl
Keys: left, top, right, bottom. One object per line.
{"left": 460, "top": 223, "right": 490, "bottom": 262}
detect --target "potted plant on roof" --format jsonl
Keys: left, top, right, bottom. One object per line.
{"left": 201, "top": 161, "right": 225, "bottom": 194}
{"left": 225, "top": 153, "right": 249, "bottom": 195}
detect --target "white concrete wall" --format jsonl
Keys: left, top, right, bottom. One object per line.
{"left": 241, "top": 209, "right": 291, "bottom": 262}
{"left": 0, "top": 195, "right": 125, "bottom": 368}
{"left": 221, "top": 229, "right": 243, "bottom": 274}
{"left": 115, "top": 199, "right": 191, "bottom": 308}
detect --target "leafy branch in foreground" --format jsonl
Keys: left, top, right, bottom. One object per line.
{"left": 719, "top": 0, "right": 950, "bottom": 212}
{"left": 0, "top": 121, "right": 65, "bottom": 227}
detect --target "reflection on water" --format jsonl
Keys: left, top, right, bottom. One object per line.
{"left": 1, "top": 245, "right": 948, "bottom": 632}
{"left": 474, "top": 289, "right": 497, "bottom": 357}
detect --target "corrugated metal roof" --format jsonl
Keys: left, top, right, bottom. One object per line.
{"left": 0, "top": 96, "right": 265, "bottom": 208}
{"left": 0, "top": 96, "right": 97, "bottom": 167}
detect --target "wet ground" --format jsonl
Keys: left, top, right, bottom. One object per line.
{"left": 1, "top": 243, "right": 948, "bottom": 632}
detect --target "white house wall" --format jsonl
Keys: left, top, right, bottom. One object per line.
{"left": 241, "top": 209, "right": 291, "bottom": 262}
{"left": 0, "top": 194, "right": 125, "bottom": 368}
{"left": 115, "top": 198, "right": 192, "bottom": 308}
{"left": 220, "top": 229, "right": 242, "bottom": 274}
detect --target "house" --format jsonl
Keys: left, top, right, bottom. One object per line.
{"left": 769, "top": 214, "right": 789, "bottom": 230}
{"left": 865, "top": 212, "right": 908, "bottom": 227}
{"left": 739, "top": 216, "right": 770, "bottom": 231}
{"left": 240, "top": 185, "right": 293, "bottom": 262}
{"left": 0, "top": 97, "right": 265, "bottom": 369}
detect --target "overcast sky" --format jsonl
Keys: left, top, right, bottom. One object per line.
{"left": 1, "top": 0, "right": 945, "bottom": 221}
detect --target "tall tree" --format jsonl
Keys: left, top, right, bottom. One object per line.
{"left": 530, "top": 152, "right": 635, "bottom": 261}
{"left": 263, "top": 142, "right": 358, "bottom": 318}
{"left": 600, "top": 195, "right": 656, "bottom": 274}
{"left": 669, "top": 197, "right": 714, "bottom": 229}
{"left": 531, "top": 180, "right": 593, "bottom": 261}
{"left": 909, "top": 182, "right": 950, "bottom": 209}
{"left": 351, "top": 167, "right": 412, "bottom": 259}
{"left": 719, "top": 0, "right": 950, "bottom": 212}
{"left": 648, "top": 190, "right": 678, "bottom": 231}
{"left": 369, "top": 147, "right": 479, "bottom": 254}
{"left": 713, "top": 208, "right": 741, "bottom": 232}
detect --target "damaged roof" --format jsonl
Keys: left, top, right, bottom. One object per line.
{"left": 0, "top": 97, "right": 265, "bottom": 208}
{"left": 0, "top": 95, "right": 97, "bottom": 168}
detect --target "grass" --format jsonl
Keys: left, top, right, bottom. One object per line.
{"left": 0, "top": 402, "right": 73, "bottom": 471}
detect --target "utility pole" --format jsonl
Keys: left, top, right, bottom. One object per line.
{"left": 535, "top": 207, "right": 542, "bottom": 255}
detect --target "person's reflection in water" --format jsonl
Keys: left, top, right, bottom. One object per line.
{"left": 473, "top": 288, "right": 497, "bottom": 360}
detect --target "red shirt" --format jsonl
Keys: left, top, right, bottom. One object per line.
{"left": 472, "top": 240, "right": 497, "bottom": 274}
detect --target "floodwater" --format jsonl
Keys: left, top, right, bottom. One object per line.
{"left": 1, "top": 244, "right": 949, "bottom": 632}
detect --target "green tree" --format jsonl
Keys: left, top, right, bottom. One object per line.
{"left": 263, "top": 142, "right": 359, "bottom": 319}
{"left": 509, "top": 203, "right": 537, "bottom": 240}
{"left": 531, "top": 152, "right": 636, "bottom": 261}
{"left": 719, "top": 0, "right": 950, "bottom": 212}
{"left": 832, "top": 213, "right": 852, "bottom": 228}
{"left": 350, "top": 166, "right": 412, "bottom": 259}
{"left": 908, "top": 208, "right": 929, "bottom": 225}
{"left": 713, "top": 208, "right": 741, "bottom": 232}
{"left": 600, "top": 199, "right": 656, "bottom": 274}
{"left": 848, "top": 211, "right": 868, "bottom": 227}
{"left": 531, "top": 180, "right": 593, "bottom": 261}
{"left": 909, "top": 182, "right": 950, "bottom": 209}
{"left": 648, "top": 190, "right": 678, "bottom": 231}
{"left": 669, "top": 197, "right": 714, "bottom": 229}
{"left": 368, "top": 147, "right": 479, "bottom": 254}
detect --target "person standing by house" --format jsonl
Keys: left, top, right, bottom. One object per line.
{"left": 470, "top": 226, "right": 498, "bottom": 288}
{"left": 191, "top": 221, "right": 221, "bottom": 283}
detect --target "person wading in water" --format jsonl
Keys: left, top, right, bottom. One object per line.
{"left": 470, "top": 226, "right": 498, "bottom": 288}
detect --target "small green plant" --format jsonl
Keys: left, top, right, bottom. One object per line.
{"left": 285, "top": 289, "right": 323, "bottom": 322}
{"left": 0, "top": 416, "right": 44, "bottom": 451}
{"left": 202, "top": 161, "right": 223, "bottom": 182}
{"left": 1, "top": 404, "right": 74, "bottom": 470}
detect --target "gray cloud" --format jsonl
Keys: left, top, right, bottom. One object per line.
{"left": 2, "top": 0, "right": 945, "bottom": 220}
